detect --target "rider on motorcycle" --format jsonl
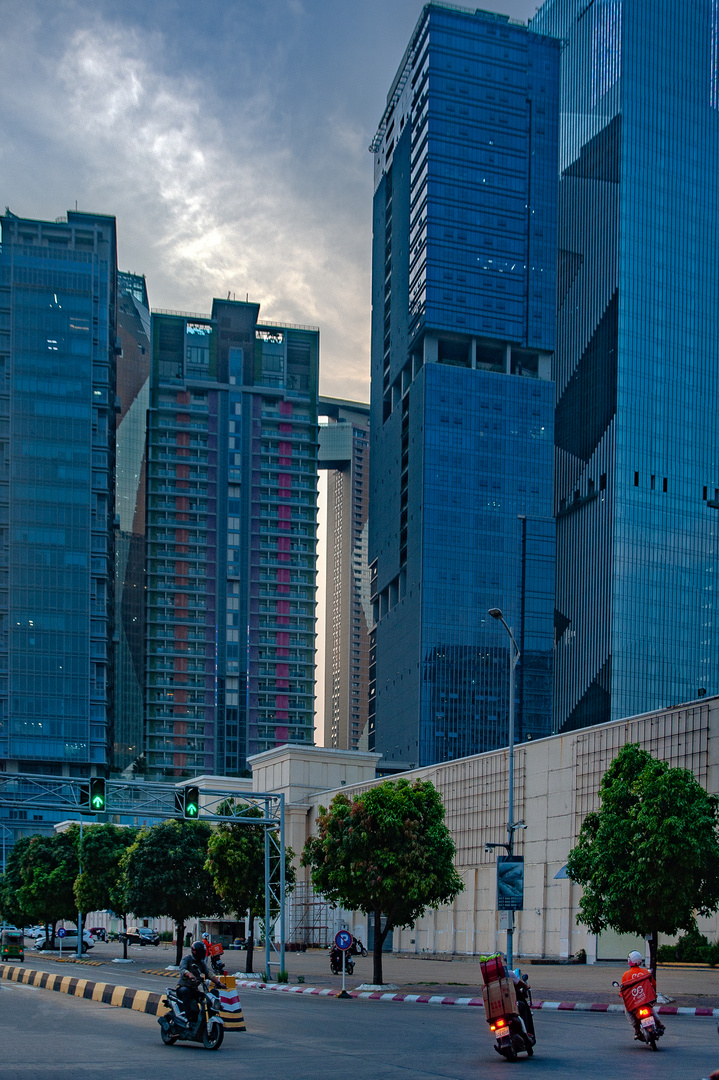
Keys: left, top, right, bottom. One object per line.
{"left": 177, "top": 940, "right": 223, "bottom": 1023}
{"left": 621, "top": 950, "right": 665, "bottom": 1039}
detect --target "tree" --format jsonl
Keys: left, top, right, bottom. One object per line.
{"left": 122, "top": 819, "right": 221, "bottom": 965}
{"left": 302, "top": 778, "right": 464, "bottom": 985}
{"left": 205, "top": 802, "right": 296, "bottom": 974}
{"left": 13, "top": 830, "right": 80, "bottom": 945}
{"left": 75, "top": 824, "right": 138, "bottom": 959}
{"left": 567, "top": 743, "right": 719, "bottom": 978}
{"left": 0, "top": 836, "right": 34, "bottom": 927}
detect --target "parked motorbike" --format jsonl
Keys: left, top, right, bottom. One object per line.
{"left": 159, "top": 978, "right": 224, "bottom": 1050}
{"left": 483, "top": 966, "right": 535, "bottom": 1062}
{"left": 613, "top": 979, "right": 665, "bottom": 1050}
{"left": 330, "top": 946, "right": 355, "bottom": 975}
{"left": 350, "top": 936, "right": 368, "bottom": 957}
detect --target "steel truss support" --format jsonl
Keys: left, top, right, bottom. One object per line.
{"left": 0, "top": 773, "right": 286, "bottom": 974}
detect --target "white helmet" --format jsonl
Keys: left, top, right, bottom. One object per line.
{"left": 628, "top": 951, "right": 643, "bottom": 966}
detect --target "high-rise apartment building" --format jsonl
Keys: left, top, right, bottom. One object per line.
{"left": 114, "top": 272, "right": 150, "bottom": 771}
{"left": 318, "top": 398, "right": 371, "bottom": 751}
{"left": 146, "top": 300, "right": 318, "bottom": 777}
{"left": 530, "top": 0, "right": 719, "bottom": 729}
{"left": 368, "top": 4, "right": 559, "bottom": 767}
{"left": 0, "top": 210, "right": 117, "bottom": 773}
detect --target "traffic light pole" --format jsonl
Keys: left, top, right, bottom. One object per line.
{"left": 77, "top": 818, "right": 83, "bottom": 960}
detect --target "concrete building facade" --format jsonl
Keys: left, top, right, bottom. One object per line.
{"left": 251, "top": 696, "right": 719, "bottom": 960}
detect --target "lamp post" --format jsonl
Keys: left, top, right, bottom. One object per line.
{"left": 488, "top": 607, "right": 522, "bottom": 967}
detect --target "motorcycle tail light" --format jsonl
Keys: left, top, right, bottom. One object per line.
{"left": 638, "top": 1008, "right": 650, "bottom": 1017}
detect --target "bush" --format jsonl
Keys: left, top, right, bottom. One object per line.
{"left": 277, "top": 969, "right": 289, "bottom": 983}
{"left": 159, "top": 931, "right": 173, "bottom": 942}
{"left": 657, "top": 928, "right": 719, "bottom": 965}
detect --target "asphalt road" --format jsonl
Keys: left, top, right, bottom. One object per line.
{"left": 2, "top": 972, "right": 718, "bottom": 1080}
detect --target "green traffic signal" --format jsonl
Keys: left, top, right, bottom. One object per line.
{"left": 90, "top": 778, "right": 106, "bottom": 812}
{"left": 184, "top": 786, "right": 199, "bottom": 819}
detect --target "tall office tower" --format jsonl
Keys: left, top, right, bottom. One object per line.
{"left": 114, "top": 272, "right": 150, "bottom": 771}
{"left": 530, "top": 0, "right": 719, "bottom": 729}
{"left": 146, "top": 300, "right": 318, "bottom": 778}
{"left": 368, "top": 4, "right": 559, "bottom": 768}
{"left": 0, "top": 210, "right": 117, "bottom": 774}
{"left": 318, "top": 398, "right": 371, "bottom": 751}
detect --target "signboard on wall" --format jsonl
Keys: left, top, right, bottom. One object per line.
{"left": 497, "top": 856, "right": 524, "bottom": 911}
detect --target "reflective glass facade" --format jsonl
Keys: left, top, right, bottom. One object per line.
{"left": 369, "top": 5, "right": 559, "bottom": 767}
{"left": 531, "top": 0, "right": 719, "bottom": 728}
{"left": 145, "top": 301, "right": 318, "bottom": 778}
{"left": 0, "top": 211, "right": 117, "bottom": 770}
{"left": 114, "top": 274, "right": 150, "bottom": 771}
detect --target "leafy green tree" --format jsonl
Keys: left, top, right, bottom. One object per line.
{"left": 75, "top": 824, "right": 138, "bottom": 959}
{"left": 122, "top": 819, "right": 221, "bottom": 965}
{"left": 0, "top": 836, "right": 34, "bottom": 927}
{"left": 205, "top": 803, "right": 296, "bottom": 974}
{"left": 302, "top": 779, "right": 464, "bottom": 985}
{"left": 14, "top": 830, "right": 80, "bottom": 945}
{"left": 567, "top": 743, "right": 719, "bottom": 977}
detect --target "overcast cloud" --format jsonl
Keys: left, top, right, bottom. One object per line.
{"left": 0, "top": 0, "right": 539, "bottom": 401}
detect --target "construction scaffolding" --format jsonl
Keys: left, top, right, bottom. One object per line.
{"left": 289, "top": 881, "right": 334, "bottom": 947}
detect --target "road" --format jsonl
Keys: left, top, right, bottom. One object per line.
{"left": 2, "top": 971, "right": 718, "bottom": 1080}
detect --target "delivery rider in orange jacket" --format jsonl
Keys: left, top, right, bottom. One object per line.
{"left": 621, "top": 951, "right": 665, "bottom": 1038}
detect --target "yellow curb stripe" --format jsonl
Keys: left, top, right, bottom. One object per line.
{"left": 74, "top": 979, "right": 89, "bottom": 997}
{"left": 92, "top": 982, "right": 106, "bottom": 1002}
{"left": 131, "top": 989, "right": 150, "bottom": 1013}
{"left": 60, "top": 976, "right": 73, "bottom": 994}
{"left": 110, "top": 985, "right": 126, "bottom": 1007}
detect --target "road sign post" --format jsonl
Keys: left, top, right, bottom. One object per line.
{"left": 335, "top": 929, "right": 353, "bottom": 1000}
{"left": 57, "top": 925, "right": 66, "bottom": 959}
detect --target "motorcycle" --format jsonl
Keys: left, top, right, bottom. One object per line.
{"left": 202, "top": 935, "right": 226, "bottom": 976}
{"left": 330, "top": 946, "right": 355, "bottom": 975}
{"left": 484, "top": 968, "right": 535, "bottom": 1062}
{"left": 350, "top": 936, "right": 368, "bottom": 957}
{"left": 158, "top": 977, "right": 224, "bottom": 1050}
{"left": 613, "top": 979, "right": 665, "bottom": 1050}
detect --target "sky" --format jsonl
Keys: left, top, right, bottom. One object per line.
{"left": 0, "top": 0, "right": 540, "bottom": 403}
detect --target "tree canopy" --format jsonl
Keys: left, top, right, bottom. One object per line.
{"left": 567, "top": 743, "right": 719, "bottom": 975}
{"left": 122, "top": 818, "right": 221, "bottom": 964}
{"left": 302, "top": 778, "right": 464, "bottom": 985}
{"left": 12, "top": 830, "right": 80, "bottom": 943}
{"left": 75, "top": 823, "right": 138, "bottom": 958}
{"left": 205, "top": 802, "right": 295, "bottom": 973}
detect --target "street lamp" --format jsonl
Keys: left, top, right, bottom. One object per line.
{"left": 488, "top": 607, "right": 522, "bottom": 967}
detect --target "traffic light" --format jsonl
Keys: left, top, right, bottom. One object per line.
{"left": 89, "top": 777, "right": 106, "bottom": 812}
{"left": 183, "top": 786, "right": 199, "bottom": 819}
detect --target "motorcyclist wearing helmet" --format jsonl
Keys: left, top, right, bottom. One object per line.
{"left": 621, "top": 950, "right": 664, "bottom": 1039}
{"left": 176, "top": 940, "right": 223, "bottom": 1024}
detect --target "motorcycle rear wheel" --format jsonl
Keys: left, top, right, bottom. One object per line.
{"left": 203, "top": 1024, "right": 224, "bottom": 1051}
{"left": 648, "top": 1031, "right": 658, "bottom": 1051}
{"left": 500, "top": 1046, "right": 517, "bottom": 1062}
{"left": 160, "top": 1026, "right": 178, "bottom": 1046}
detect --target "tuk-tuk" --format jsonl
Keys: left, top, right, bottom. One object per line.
{"left": 1, "top": 929, "right": 24, "bottom": 962}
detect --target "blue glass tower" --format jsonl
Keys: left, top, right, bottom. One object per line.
{"left": 531, "top": 0, "right": 719, "bottom": 729}
{"left": 0, "top": 210, "right": 117, "bottom": 773}
{"left": 368, "top": 4, "right": 559, "bottom": 767}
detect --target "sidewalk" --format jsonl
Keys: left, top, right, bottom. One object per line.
{"left": 220, "top": 949, "right": 719, "bottom": 1010}
{"left": 53, "top": 942, "right": 719, "bottom": 1010}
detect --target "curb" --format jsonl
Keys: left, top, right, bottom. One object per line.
{"left": 233, "top": 979, "right": 719, "bottom": 1016}
{"left": 0, "top": 963, "right": 164, "bottom": 1016}
{"left": 0, "top": 964, "right": 246, "bottom": 1030}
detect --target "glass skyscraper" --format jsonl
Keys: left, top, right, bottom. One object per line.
{"left": 114, "top": 272, "right": 150, "bottom": 772}
{"left": 531, "top": 0, "right": 719, "bottom": 729}
{"left": 146, "top": 300, "right": 318, "bottom": 777}
{"left": 0, "top": 210, "right": 117, "bottom": 773}
{"left": 369, "top": 4, "right": 559, "bottom": 767}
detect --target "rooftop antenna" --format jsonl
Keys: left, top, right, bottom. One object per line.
{"left": 246, "top": 293, "right": 248, "bottom": 302}
{"left": 227, "top": 290, "right": 231, "bottom": 300}
{"left": 75, "top": 200, "right": 78, "bottom": 211}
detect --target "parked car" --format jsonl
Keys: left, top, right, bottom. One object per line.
{"left": 121, "top": 926, "right": 160, "bottom": 946}
{"left": 34, "top": 928, "right": 94, "bottom": 952}
{"left": 88, "top": 926, "right": 107, "bottom": 942}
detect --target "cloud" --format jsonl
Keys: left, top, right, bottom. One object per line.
{"left": 0, "top": 4, "right": 371, "bottom": 401}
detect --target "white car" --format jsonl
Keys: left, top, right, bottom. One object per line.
{"left": 34, "top": 928, "right": 94, "bottom": 952}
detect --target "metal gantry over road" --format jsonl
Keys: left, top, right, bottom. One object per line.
{"left": 0, "top": 772, "right": 286, "bottom": 975}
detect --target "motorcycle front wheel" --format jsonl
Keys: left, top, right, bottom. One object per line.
{"left": 203, "top": 1024, "right": 224, "bottom": 1051}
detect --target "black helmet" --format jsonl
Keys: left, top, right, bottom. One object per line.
{"left": 191, "top": 940, "right": 206, "bottom": 960}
